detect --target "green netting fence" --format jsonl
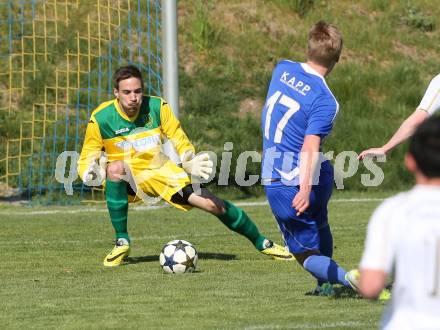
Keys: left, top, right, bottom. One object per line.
{"left": 0, "top": 0, "right": 162, "bottom": 204}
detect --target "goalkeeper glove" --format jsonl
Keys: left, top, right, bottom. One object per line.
{"left": 181, "top": 152, "right": 213, "bottom": 180}
{"left": 82, "top": 154, "right": 107, "bottom": 186}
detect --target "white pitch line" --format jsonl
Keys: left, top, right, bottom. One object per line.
{"left": 235, "top": 197, "right": 384, "bottom": 207}
{"left": 331, "top": 197, "right": 384, "bottom": 202}
{"left": 245, "top": 320, "right": 372, "bottom": 329}
{"left": 0, "top": 197, "right": 384, "bottom": 216}
{"left": 0, "top": 204, "right": 170, "bottom": 216}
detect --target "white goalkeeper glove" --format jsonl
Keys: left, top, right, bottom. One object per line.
{"left": 181, "top": 152, "right": 213, "bottom": 180}
{"left": 82, "top": 154, "right": 107, "bottom": 186}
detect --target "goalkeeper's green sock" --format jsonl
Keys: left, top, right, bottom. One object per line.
{"left": 105, "top": 180, "right": 130, "bottom": 243}
{"left": 216, "top": 200, "right": 266, "bottom": 250}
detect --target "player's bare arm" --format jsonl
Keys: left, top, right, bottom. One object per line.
{"left": 359, "top": 74, "right": 440, "bottom": 160}
{"left": 358, "top": 109, "right": 428, "bottom": 160}
{"left": 292, "top": 134, "right": 321, "bottom": 215}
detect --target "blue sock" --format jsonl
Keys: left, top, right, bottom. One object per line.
{"left": 319, "top": 225, "right": 333, "bottom": 258}
{"left": 317, "top": 225, "right": 333, "bottom": 287}
{"left": 303, "top": 255, "right": 350, "bottom": 287}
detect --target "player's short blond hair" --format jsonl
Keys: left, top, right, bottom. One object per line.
{"left": 307, "top": 20, "right": 343, "bottom": 68}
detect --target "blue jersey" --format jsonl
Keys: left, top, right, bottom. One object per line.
{"left": 261, "top": 60, "right": 339, "bottom": 185}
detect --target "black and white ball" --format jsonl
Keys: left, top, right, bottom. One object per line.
{"left": 159, "top": 240, "right": 198, "bottom": 274}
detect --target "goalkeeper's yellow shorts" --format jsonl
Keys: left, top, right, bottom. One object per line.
{"left": 127, "top": 160, "right": 193, "bottom": 211}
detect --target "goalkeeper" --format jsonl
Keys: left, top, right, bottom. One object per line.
{"left": 77, "top": 65, "right": 293, "bottom": 266}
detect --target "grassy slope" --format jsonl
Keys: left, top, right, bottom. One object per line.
{"left": 1, "top": 195, "right": 385, "bottom": 329}
{"left": 178, "top": 0, "right": 440, "bottom": 192}
{"left": 1, "top": 0, "right": 438, "bottom": 197}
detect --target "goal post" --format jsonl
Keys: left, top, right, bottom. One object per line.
{"left": 162, "top": 0, "right": 179, "bottom": 118}
{"left": 0, "top": 0, "right": 177, "bottom": 204}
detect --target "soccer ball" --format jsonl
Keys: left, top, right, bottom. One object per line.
{"left": 159, "top": 239, "right": 198, "bottom": 274}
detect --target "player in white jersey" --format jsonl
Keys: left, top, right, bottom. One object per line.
{"left": 359, "top": 116, "right": 440, "bottom": 330}
{"left": 359, "top": 73, "right": 440, "bottom": 159}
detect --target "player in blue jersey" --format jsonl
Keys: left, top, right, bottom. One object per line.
{"left": 261, "top": 20, "right": 353, "bottom": 294}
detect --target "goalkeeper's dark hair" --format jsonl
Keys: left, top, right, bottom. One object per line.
{"left": 113, "top": 65, "right": 144, "bottom": 90}
{"left": 408, "top": 116, "right": 440, "bottom": 178}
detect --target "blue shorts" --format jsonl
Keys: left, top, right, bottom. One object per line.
{"left": 264, "top": 181, "right": 333, "bottom": 254}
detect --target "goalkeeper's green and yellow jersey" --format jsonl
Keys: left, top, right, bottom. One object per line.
{"left": 77, "top": 96, "right": 195, "bottom": 179}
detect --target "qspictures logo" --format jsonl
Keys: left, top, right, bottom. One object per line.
{"left": 55, "top": 140, "right": 386, "bottom": 206}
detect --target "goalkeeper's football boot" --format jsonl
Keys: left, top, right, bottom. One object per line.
{"left": 103, "top": 238, "right": 130, "bottom": 267}
{"left": 259, "top": 239, "right": 295, "bottom": 261}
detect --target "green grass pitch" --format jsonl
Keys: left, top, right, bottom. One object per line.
{"left": 0, "top": 193, "right": 389, "bottom": 329}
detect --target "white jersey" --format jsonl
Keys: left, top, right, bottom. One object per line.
{"left": 360, "top": 185, "right": 440, "bottom": 330}
{"left": 418, "top": 74, "right": 440, "bottom": 115}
